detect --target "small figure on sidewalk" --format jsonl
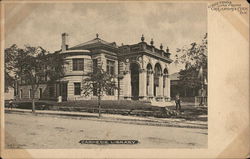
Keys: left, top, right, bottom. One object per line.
{"left": 8, "top": 99, "right": 13, "bottom": 109}
{"left": 175, "top": 93, "right": 181, "bottom": 111}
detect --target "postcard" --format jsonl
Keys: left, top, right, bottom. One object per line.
{"left": 1, "top": 0, "right": 249, "bottom": 158}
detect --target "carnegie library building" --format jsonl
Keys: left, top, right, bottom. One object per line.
{"left": 18, "top": 33, "right": 173, "bottom": 102}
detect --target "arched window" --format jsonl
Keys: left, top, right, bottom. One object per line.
{"left": 163, "top": 68, "right": 168, "bottom": 88}
{"left": 146, "top": 64, "right": 153, "bottom": 95}
{"left": 154, "top": 63, "right": 162, "bottom": 87}
{"left": 154, "top": 63, "right": 162, "bottom": 96}
{"left": 146, "top": 64, "right": 152, "bottom": 86}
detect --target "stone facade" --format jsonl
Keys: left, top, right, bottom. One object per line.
{"left": 18, "top": 33, "right": 172, "bottom": 102}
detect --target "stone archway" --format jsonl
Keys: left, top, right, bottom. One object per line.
{"left": 163, "top": 68, "right": 169, "bottom": 97}
{"left": 130, "top": 63, "right": 140, "bottom": 100}
{"left": 154, "top": 63, "right": 162, "bottom": 97}
{"left": 146, "top": 63, "right": 153, "bottom": 96}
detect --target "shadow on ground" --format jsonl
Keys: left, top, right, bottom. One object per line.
{"left": 168, "top": 105, "right": 207, "bottom": 121}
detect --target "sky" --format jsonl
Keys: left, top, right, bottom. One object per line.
{"left": 4, "top": 2, "right": 207, "bottom": 73}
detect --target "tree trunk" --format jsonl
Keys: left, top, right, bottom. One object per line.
{"left": 32, "top": 98, "right": 35, "bottom": 113}
{"left": 31, "top": 90, "right": 36, "bottom": 113}
{"left": 98, "top": 95, "right": 101, "bottom": 118}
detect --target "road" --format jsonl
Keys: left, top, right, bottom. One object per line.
{"left": 5, "top": 113, "right": 207, "bottom": 148}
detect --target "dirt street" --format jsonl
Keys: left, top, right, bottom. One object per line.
{"left": 5, "top": 113, "right": 207, "bottom": 148}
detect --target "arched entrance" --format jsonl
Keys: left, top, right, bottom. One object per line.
{"left": 154, "top": 63, "right": 162, "bottom": 96}
{"left": 130, "top": 63, "right": 139, "bottom": 100}
{"left": 146, "top": 63, "right": 153, "bottom": 96}
{"left": 163, "top": 68, "right": 168, "bottom": 88}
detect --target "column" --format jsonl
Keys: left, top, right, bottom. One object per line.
{"left": 123, "top": 72, "right": 131, "bottom": 100}
{"left": 158, "top": 74, "right": 163, "bottom": 99}
{"left": 148, "top": 71, "right": 154, "bottom": 98}
{"left": 163, "top": 75, "right": 168, "bottom": 100}
{"left": 114, "top": 60, "right": 118, "bottom": 99}
{"left": 167, "top": 78, "right": 171, "bottom": 100}
{"left": 139, "top": 69, "right": 147, "bottom": 100}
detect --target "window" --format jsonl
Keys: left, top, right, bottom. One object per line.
{"left": 44, "top": 72, "right": 48, "bottom": 82}
{"left": 74, "top": 83, "right": 81, "bottom": 95}
{"left": 39, "top": 88, "right": 43, "bottom": 99}
{"left": 154, "top": 76, "right": 159, "bottom": 87}
{"left": 73, "top": 59, "right": 84, "bottom": 71}
{"left": 93, "top": 59, "right": 98, "bottom": 72}
{"left": 49, "top": 86, "right": 54, "bottom": 97}
{"left": 20, "top": 89, "right": 23, "bottom": 98}
{"left": 147, "top": 71, "right": 150, "bottom": 86}
{"left": 29, "top": 89, "right": 32, "bottom": 98}
{"left": 163, "top": 77, "right": 166, "bottom": 88}
{"left": 107, "top": 88, "right": 114, "bottom": 96}
{"left": 106, "top": 60, "right": 115, "bottom": 75}
{"left": 93, "top": 83, "right": 97, "bottom": 96}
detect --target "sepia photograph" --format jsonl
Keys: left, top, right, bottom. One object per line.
{"left": 3, "top": 2, "right": 208, "bottom": 149}
{"left": 1, "top": 0, "right": 249, "bottom": 158}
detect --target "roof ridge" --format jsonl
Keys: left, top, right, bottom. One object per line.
{"left": 70, "top": 37, "right": 114, "bottom": 49}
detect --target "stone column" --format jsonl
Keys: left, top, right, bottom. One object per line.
{"left": 163, "top": 75, "right": 168, "bottom": 99}
{"left": 123, "top": 71, "right": 131, "bottom": 100}
{"left": 158, "top": 74, "right": 163, "bottom": 100}
{"left": 167, "top": 78, "right": 171, "bottom": 100}
{"left": 114, "top": 60, "right": 119, "bottom": 99}
{"left": 139, "top": 69, "right": 147, "bottom": 100}
{"left": 148, "top": 71, "right": 154, "bottom": 98}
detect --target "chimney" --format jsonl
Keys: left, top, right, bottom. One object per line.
{"left": 61, "top": 33, "right": 69, "bottom": 52}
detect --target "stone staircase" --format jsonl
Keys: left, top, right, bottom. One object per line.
{"left": 150, "top": 100, "right": 174, "bottom": 107}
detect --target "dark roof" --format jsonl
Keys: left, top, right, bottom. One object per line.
{"left": 69, "top": 37, "right": 117, "bottom": 50}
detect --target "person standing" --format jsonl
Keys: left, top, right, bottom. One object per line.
{"left": 8, "top": 99, "right": 13, "bottom": 109}
{"left": 175, "top": 93, "right": 181, "bottom": 111}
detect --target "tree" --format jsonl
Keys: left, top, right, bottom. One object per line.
{"left": 5, "top": 45, "right": 66, "bottom": 113}
{"left": 4, "top": 44, "right": 19, "bottom": 92}
{"left": 81, "top": 66, "right": 118, "bottom": 118}
{"left": 175, "top": 33, "right": 207, "bottom": 91}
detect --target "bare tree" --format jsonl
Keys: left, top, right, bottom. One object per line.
{"left": 81, "top": 66, "right": 118, "bottom": 118}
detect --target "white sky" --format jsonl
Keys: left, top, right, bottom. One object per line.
{"left": 5, "top": 2, "right": 207, "bottom": 73}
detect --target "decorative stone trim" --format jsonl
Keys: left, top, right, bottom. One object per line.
{"left": 147, "top": 70, "right": 154, "bottom": 74}
{"left": 163, "top": 74, "right": 169, "bottom": 78}
{"left": 139, "top": 69, "right": 146, "bottom": 73}
{"left": 123, "top": 70, "right": 130, "bottom": 75}
{"left": 124, "top": 96, "right": 132, "bottom": 99}
{"left": 158, "top": 73, "right": 163, "bottom": 77}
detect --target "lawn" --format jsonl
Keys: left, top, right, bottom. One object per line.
{"left": 5, "top": 100, "right": 207, "bottom": 120}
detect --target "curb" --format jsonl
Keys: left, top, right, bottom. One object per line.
{"left": 5, "top": 109, "right": 208, "bottom": 130}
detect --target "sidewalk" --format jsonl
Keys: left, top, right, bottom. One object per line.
{"left": 5, "top": 108, "right": 207, "bottom": 129}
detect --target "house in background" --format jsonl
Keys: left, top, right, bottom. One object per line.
{"left": 4, "top": 87, "right": 15, "bottom": 100}
{"left": 170, "top": 72, "right": 199, "bottom": 99}
{"left": 18, "top": 33, "right": 173, "bottom": 102}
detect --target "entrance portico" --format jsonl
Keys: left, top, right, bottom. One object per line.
{"left": 119, "top": 36, "right": 172, "bottom": 102}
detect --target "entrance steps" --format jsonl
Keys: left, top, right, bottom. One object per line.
{"left": 150, "top": 100, "right": 174, "bottom": 107}
{"left": 139, "top": 100, "right": 175, "bottom": 107}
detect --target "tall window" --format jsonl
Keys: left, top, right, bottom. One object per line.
{"left": 107, "top": 88, "right": 114, "bottom": 96}
{"left": 49, "top": 86, "right": 54, "bottom": 97}
{"left": 93, "top": 83, "right": 97, "bottom": 96}
{"left": 73, "top": 59, "right": 84, "bottom": 71}
{"left": 93, "top": 59, "right": 98, "bottom": 72}
{"left": 92, "top": 59, "right": 98, "bottom": 96}
{"left": 29, "top": 89, "right": 32, "bottom": 98}
{"left": 106, "top": 60, "right": 115, "bottom": 95}
{"left": 147, "top": 71, "right": 150, "bottom": 86}
{"left": 39, "top": 88, "right": 43, "bottom": 99}
{"left": 106, "top": 60, "right": 115, "bottom": 75}
{"left": 20, "top": 89, "right": 23, "bottom": 99}
{"left": 74, "top": 83, "right": 81, "bottom": 95}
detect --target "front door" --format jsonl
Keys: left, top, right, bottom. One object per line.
{"left": 60, "top": 83, "right": 68, "bottom": 101}
{"left": 130, "top": 63, "right": 139, "bottom": 100}
{"left": 39, "top": 88, "right": 42, "bottom": 99}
